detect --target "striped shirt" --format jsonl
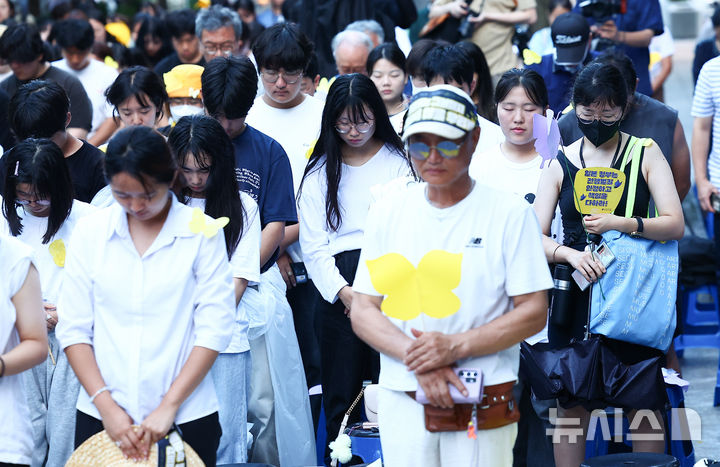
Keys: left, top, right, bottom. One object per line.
{"left": 692, "top": 56, "right": 720, "bottom": 189}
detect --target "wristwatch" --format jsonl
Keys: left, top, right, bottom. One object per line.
{"left": 630, "top": 216, "right": 644, "bottom": 238}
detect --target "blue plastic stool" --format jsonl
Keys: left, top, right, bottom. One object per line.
{"left": 338, "top": 423, "right": 382, "bottom": 466}
{"left": 584, "top": 385, "right": 695, "bottom": 467}
{"left": 674, "top": 283, "right": 720, "bottom": 406}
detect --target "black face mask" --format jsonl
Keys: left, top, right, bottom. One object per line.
{"left": 576, "top": 116, "right": 622, "bottom": 147}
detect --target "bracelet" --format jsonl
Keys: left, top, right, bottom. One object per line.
{"left": 0, "top": 356, "right": 5, "bottom": 378}
{"left": 89, "top": 386, "right": 110, "bottom": 404}
{"left": 552, "top": 244, "right": 563, "bottom": 263}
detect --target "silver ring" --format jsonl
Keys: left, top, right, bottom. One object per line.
{"left": 116, "top": 440, "right": 122, "bottom": 448}
{"left": 46, "top": 313, "right": 52, "bottom": 321}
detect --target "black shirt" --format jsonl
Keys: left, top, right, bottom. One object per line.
{"left": 65, "top": 140, "right": 106, "bottom": 203}
{"left": 154, "top": 53, "right": 206, "bottom": 77}
{"left": 0, "top": 66, "right": 93, "bottom": 132}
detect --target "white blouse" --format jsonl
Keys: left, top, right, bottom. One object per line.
{"left": 56, "top": 195, "right": 235, "bottom": 424}
{"left": 0, "top": 235, "right": 34, "bottom": 464}
{"left": 298, "top": 144, "right": 412, "bottom": 303}
{"left": 186, "top": 192, "right": 261, "bottom": 353}
{"left": 0, "top": 200, "right": 96, "bottom": 304}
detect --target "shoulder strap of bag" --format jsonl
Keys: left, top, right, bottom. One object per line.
{"left": 621, "top": 136, "right": 650, "bottom": 219}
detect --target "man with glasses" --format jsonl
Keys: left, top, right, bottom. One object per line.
{"left": 351, "top": 85, "right": 552, "bottom": 467}
{"left": 245, "top": 22, "right": 325, "bottom": 430}
{"left": 331, "top": 29, "right": 374, "bottom": 76}
{"left": 196, "top": 5, "right": 244, "bottom": 63}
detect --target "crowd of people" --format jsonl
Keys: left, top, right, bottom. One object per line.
{"left": 0, "top": 0, "right": 716, "bottom": 466}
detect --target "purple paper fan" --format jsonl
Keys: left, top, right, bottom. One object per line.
{"left": 533, "top": 112, "right": 562, "bottom": 169}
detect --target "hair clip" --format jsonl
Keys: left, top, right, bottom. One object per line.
{"left": 13, "top": 160, "right": 19, "bottom": 176}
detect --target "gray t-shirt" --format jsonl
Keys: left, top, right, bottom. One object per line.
{"left": 0, "top": 65, "right": 93, "bottom": 132}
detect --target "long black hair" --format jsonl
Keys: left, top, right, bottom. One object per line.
{"left": 456, "top": 40, "right": 496, "bottom": 123}
{"left": 1, "top": 138, "right": 74, "bottom": 244}
{"left": 168, "top": 115, "right": 245, "bottom": 259}
{"left": 135, "top": 16, "right": 173, "bottom": 66}
{"left": 300, "top": 73, "right": 408, "bottom": 232}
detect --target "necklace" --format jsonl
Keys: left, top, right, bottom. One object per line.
{"left": 578, "top": 134, "right": 623, "bottom": 169}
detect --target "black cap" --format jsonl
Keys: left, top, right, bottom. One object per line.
{"left": 551, "top": 13, "right": 590, "bottom": 66}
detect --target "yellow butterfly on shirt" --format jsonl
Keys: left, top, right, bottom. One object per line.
{"left": 366, "top": 250, "right": 462, "bottom": 321}
{"left": 188, "top": 208, "right": 230, "bottom": 239}
{"left": 48, "top": 239, "right": 66, "bottom": 268}
{"left": 523, "top": 49, "right": 542, "bottom": 66}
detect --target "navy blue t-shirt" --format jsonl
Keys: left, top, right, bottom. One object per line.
{"left": 232, "top": 124, "right": 298, "bottom": 273}
{"left": 574, "top": 0, "right": 663, "bottom": 97}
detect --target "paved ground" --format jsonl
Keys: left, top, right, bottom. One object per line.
{"left": 665, "top": 38, "right": 720, "bottom": 461}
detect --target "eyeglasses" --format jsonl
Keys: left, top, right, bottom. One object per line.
{"left": 203, "top": 42, "right": 235, "bottom": 56}
{"left": 16, "top": 198, "right": 51, "bottom": 206}
{"left": 576, "top": 110, "right": 623, "bottom": 126}
{"left": 335, "top": 120, "right": 374, "bottom": 134}
{"left": 406, "top": 140, "right": 464, "bottom": 160}
{"left": 261, "top": 69, "right": 303, "bottom": 84}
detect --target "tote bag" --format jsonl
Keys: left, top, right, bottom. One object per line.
{"left": 589, "top": 137, "right": 678, "bottom": 351}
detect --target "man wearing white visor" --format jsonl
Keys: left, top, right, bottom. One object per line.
{"left": 351, "top": 85, "right": 552, "bottom": 466}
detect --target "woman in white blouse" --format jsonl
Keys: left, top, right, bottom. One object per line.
{"left": 56, "top": 126, "right": 235, "bottom": 465}
{"left": 1, "top": 139, "right": 95, "bottom": 467}
{"left": 167, "top": 115, "right": 261, "bottom": 464}
{"left": 0, "top": 234, "right": 47, "bottom": 467}
{"left": 298, "top": 73, "right": 414, "bottom": 450}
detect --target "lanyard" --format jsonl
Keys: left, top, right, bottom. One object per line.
{"left": 579, "top": 134, "right": 623, "bottom": 169}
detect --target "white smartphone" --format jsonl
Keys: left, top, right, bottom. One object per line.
{"left": 571, "top": 241, "right": 616, "bottom": 291}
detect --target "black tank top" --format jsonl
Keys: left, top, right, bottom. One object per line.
{"left": 557, "top": 138, "right": 651, "bottom": 251}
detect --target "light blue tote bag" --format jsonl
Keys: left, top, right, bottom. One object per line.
{"left": 590, "top": 230, "right": 678, "bottom": 351}
{"left": 589, "top": 136, "right": 679, "bottom": 352}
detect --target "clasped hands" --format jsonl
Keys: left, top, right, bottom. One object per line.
{"left": 99, "top": 397, "right": 179, "bottom": 461}
{"left": 404, "top": 328, "right": 468, "bottom": 409}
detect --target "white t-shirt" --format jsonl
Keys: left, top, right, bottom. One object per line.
{"left": 54, "top": 58, "right": 118, "bottom": 138}
{"left": 0, "top": 201, "right": 96, "bottom": 304}
{"left": 389, "top": 109, "right": 407, "bottom": 135}
{"left": 0, "top": 235, "right": 33, "bottom": 465}
{"left": 186, "top": 192, "right": 261, "bottom": 353}
{"left": 246, "top": 94, "right": 324, "bottom": 263}
{"left": 470, "top": 143, "right": 543, "bottom": 203}
{"left": 692, "top": 56, "right": 720, "bottom": 190}
{"left": 298, "top": 144, "right": 412, "bottom": 303}
{"left": 468, "top": 143, "right": 553, "bottom": 344}
{"left": 649, "top": 30, "right": 674, "bottom": 82}
{"left": 471, "top": 116, "right": 506, "bottom": 167}
{"left": 353, "top": 182, "right": 553, "bottom": 391}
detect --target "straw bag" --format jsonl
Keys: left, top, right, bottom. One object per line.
{"left": 66, "top": 427, "right": 204, "bottom": 467}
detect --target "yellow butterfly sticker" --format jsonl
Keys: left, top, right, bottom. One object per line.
{"left": 305, "top": 138, "right": 318, "bottom": 160}
{"left": 188, "top": 208, "right": 230, "bottom": 238}
{"left": 366, "top": 250, "right": 462, "bottom": 321}
{"left": 523, "top": 49, "right": 542, "bottom": 66}
{"left": 49, "top": 239, "right": 66, "bottom": 268}
{"left": 316, "top": 76, "right": 337, "bottom": 95}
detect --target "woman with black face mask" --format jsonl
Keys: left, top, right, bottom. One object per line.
{"left": 531, "top": 62, "right": 684, "bottom": 467}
